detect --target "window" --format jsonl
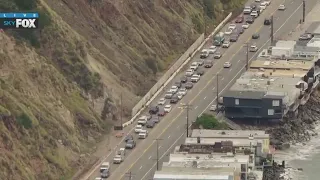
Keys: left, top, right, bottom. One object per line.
{"left": 235, "top": 99, "right": 239, "bottom": 105}
{"left": 275, "top": 109, "right": 282, "bottom": 114}
{"left": 272, "top": 100, "right": 280, "bottom": 106}
{"left": 268, "top": 109, "right": 274, "bottom": 115}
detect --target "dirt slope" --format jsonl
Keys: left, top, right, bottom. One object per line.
{"left": 0, "top": 0, "right": 245, "bottom": 179}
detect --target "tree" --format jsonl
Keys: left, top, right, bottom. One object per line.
{"left": 195, "top": 113, "right": 228, "bottom": 129}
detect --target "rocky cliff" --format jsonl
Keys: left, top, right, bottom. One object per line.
{"left": 0, "top": 0, "right": 245, "bottom": 179}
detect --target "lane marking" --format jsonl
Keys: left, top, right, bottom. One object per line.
{"left": 158, "top": 146, "right": 162, "bottom": 149}
{"left": 204, "top": 96, "right": 207, "bottom": 99}
{"left": 200, "top": 1, "right": 303, "bottom": 116}
{"left": 141, "top": 132, "right": 186, "bottom": 180}
{"left": 212, "top": 87, "right": 216, "bottom": 91}
{"left": 148, "top": 156, "right": 152, "bottom": 160}
{"left": 229, "top": 68, "right": 232, "bottom": 71}
{"left": 221, "top": 77, "right": 225, "bottom": 81}
{"left": 168, "top": 135, "right": 171, "bottom": 139}
{"left": 195, "top": 106, "right": 198, "bottom": 109}
{"left": 176, "top": 125, "right": 180, "bottom": 129}
{"left": 140, "top": 166, "right": 143, "bottom": 170}
{"left": 118, "top": 1, "right": 297, "bottom": 179}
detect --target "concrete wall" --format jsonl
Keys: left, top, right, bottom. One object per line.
{"left": 124, "top": 13, "right": 233, "bottom": 127}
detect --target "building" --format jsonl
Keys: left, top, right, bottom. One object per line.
{"left": 153, "top": 166, "right": 237, "bottom": 180}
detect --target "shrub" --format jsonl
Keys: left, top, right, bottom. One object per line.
{"left": 16, "top": 113, "right": 33, "bottom": 129}
{"left": 195, "top": 113, "right": 228, "bottom": 129}
{"left": 14, "top": 0, "right": 37, "bottom": 10}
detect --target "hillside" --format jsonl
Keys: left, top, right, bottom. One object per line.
{"left": 0, "top": 0, "right": 245, "bottom": 179}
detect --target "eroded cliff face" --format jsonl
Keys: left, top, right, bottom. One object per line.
{"left": 0, "top": 0, "right": 245, "bottom": 179}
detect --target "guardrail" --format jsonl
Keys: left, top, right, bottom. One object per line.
{"left": 123, "top": 12, "right": 233, "bottom": 128}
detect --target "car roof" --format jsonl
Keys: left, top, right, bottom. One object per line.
{"left": 165, "top": 104, "right": 171, "bottom": 107}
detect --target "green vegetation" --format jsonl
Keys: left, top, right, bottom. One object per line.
{"left": 195, "top": 113, "right": 229, "bottom": 129}
{"left": 16, "top": 113, "right": 33, "bottom": 129}
{"left": 191, "top": 13, "right": 204, "bottom": 33}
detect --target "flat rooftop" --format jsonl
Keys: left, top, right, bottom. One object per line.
{"left": 160, "top": 166, "right": 235, "bottom": 174}
{"left": 226, "top": 71, "right": 303, "bottom": 105}
{"left": 185, "top": 137, "right": 263, "bottom": 147}
{"left": 249, "top": 69, "right": 308, "bottom": 78}
{"left": 249, "top": 60, "right": 314, "bottom": 70}
{"left": 168, "top": 153, "right": 249, "bottom": 163}
{"left": 191, "top": 130, "right": 269, "bottom": 139}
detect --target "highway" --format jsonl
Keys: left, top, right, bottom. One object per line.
{"left": 87, "top": 0, "right": 319, "bottom": 179}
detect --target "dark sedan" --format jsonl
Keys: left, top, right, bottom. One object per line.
{"left": 170, "top": 95, "right": 179, "bottom": 104}
{"left": 149, "top": 105, "right": 159, "bottom": 114}
{"left": 180, "top": 76, "right": 188, "bottom": 83}
{"left": 185, "top": 82, "right": 193, "bottom": 89}
{"left": 246, "top": 16, "right": 254, "bottom": 24}
{"left": 230, "top": 34, "right": 238, "bottom": 42}
{"left": 196, "top": 69, "right": 205, "bottom": 76}
{"left": 252, "top": 33, "right": 260, "bottom": 39}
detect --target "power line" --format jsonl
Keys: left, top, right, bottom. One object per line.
{"left": 180, "top": 103, "right": 192, "bottom": 137}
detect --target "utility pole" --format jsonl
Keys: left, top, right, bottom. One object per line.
{"left": 180, "top": 103, "right": 192, "bottom": 137}
{"left": 154, "top": 138, "right": 163, "bottom": 171}
{"left": 245, "top": 43, "right": 249, "bottom": 71}
{"left": 216, "top": 74, "right": 220, "bottom": 110}
{"left": 302, "top": 0, "right": 306, "bottom": 23}
{"left": 125, "top": 172, "right": 135, "bottom": 180}
{"left": 270, "top": 15, "right": 274, "bottom": 45}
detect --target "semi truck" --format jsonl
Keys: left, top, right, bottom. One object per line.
{"left": 213, "top": 32, "right": 225, "bottom": 46}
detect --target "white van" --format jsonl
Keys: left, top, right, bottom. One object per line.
{"left": 135, "top": 124, "right": 143, "bottom": 133}
{"left": 139, "top": 130, "right": 148, "bottom": 139}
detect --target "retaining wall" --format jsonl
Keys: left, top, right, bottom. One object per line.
{"left": 123, "top": 13, "right": 232, "bottom": 127}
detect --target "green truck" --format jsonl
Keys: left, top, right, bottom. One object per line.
{"left": 213, "top": 32, "right": 225, "bottom": 46}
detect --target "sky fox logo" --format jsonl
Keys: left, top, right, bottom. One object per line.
{"left": 16, "top": 19, "right": 37, "bottom": 28}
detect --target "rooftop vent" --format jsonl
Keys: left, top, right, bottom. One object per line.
{"left": 192, "top": 160, "right": 197, "bottom": 168}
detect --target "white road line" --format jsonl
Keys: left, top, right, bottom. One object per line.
{"left": 141, "top": 132, "right": 186, "bottom": 180}
{"left": 140, "top": 166, "right": 143, "bottom": 170}
{"left": 221, "top": 77, "right": 224, "bottom": 81}
{"left": 168, "top": 135, "right": 171, "bottom": 139}
{"left": 204, "top": 96, "right": 207, "bottom": 99}
{"left": 237, "top": 59, "right": 241, "bottom": 63}
{"left": 148, "top": 156, "right": 152, "bottom": 160}
{"left": 199, "top": 1, "right": 303, "bottom": 116}
{"left": 177, "top": 125, "right": 180, "bottom": 129}
{"left": 229, "top": 68, "right": 232, "bottom": 71}
{"left": 195, "top": 106, "right": 198, "bottom": 109}
{"left": 158, "top": 146, "right": 162, "bottom": 149}
{"left": 212, "top": 87, "right": 216, "bottom": 91}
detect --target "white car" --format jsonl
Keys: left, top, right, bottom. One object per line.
{"left": 137, "top": 116, "right": 148, "bottom": 126}
{"left": 135, "top": 124, "right": 143, "bottom": 133}
{"left": 278, "top": 4, "right": 285, "bottom": 10}
{"left": 169, "top": 86, "right": 179, "bottom": 93}
{"left": 178, "top": 88, "right": 187, "bottom": 96}
{"left": 208, "top": 46, "right": 217, "bottom": 54}
{"left": 190, "top": 74, "right": 200, "bottom": 82}
{"left": 250, "top": 45, "right": 258, "bottom": 52}
{"left": 228, "top": 24, "right": 236, "bottom": 30}
{"left": 260, "top": 4, "right": 266, "bottom": 10}
{"left": 190, "top": 62, "right": 199, "bottom": 70}
{"left": 264, "top": 0, "right": 271, "bottom": 5}
{"left": 222, "top": 41, "right": 230, "bottom": 48}
{"left": 138, "top": 130, "right": 148, "bottom": 139}
{"left": 158, "top": 98, "right": 166, "bottom": 105}
{"left": 223, "top": 62, "right": 232, "bottom": 68}
{"left": 225, "top": 28, "right": 233, "bottom": 35}
{"left": 210, "top": 104, "right": 217, "bottom": 111}
{"left": 185, "top": 69, "right": 194, "bottom": 76}
{"left": 250, "top": 11, "right": 258, "bottom": 17}
{"left": 164, "top": 105, "right": 172, "bottom": 113}
{"left": 242, "top": 23, "right": 250, "bottom": 29}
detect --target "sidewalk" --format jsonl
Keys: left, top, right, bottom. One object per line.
{"left": 283, "top": 2, "right": 320, "bottom": 41}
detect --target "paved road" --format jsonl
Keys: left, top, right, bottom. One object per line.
{"left": 87, "top": 0, "right": 318, "bottom": 179}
